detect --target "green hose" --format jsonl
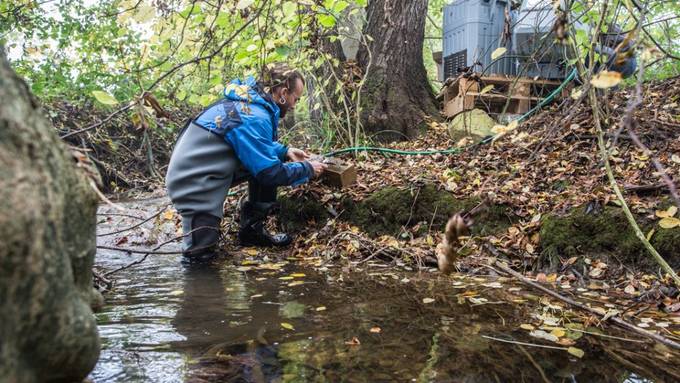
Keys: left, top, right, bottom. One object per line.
{"left": 324, "top": 68, "right": 577, "bottom": 157}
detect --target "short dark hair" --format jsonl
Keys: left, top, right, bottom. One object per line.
{"left": 259, "top": 63, "right": 305, "bottom": 93}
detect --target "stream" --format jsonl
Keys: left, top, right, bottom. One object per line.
{"left": 90, "top": 198, "right": 679, "bottom": 382}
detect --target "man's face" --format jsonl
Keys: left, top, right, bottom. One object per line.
{"left": 276, "top": 78, "right": 304, "bottom": 118}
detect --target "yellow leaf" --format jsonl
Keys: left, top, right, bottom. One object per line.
{"left": 281, "top": 322, "right": 295, "bottom": 330}
{"left": 245, "top": 248, "right": 259, "bottom": 256}
{"left": 550, "top": 329, "right": 566, "bottom": 338}
{"left": 370, "top": 326, "right": 382, "bottom": 333}
{"left": 315, "top": 306, "right": 327, "bottom": 311}
{"left": 491, "top": 47, "right": 507, "bottom": 60}
{"left": 506, "top": 120, "right": 519, "bottom": 131}
{"left": 659, "top": 217, "right": 680, "bottom": 229}
{"left": 287, "top": 281, "right": 304, "bottom": 287}
{"left": 279, "top": 276, "right": 294, "bottom": 280}
{"left": 290, "top": 273, "right": 306, "bottom": 278}
{"left": 567, "top": 347, "right": 585, "bottom": 358}
{"left": 590, "top": 71, "right": 622, "bottom": 89}
{"left": 422, "top": 297, "right": 435, "bottom": 304}
{"left": 162, "top": 209, "right": 175, "bottom": 220}
{"left": 480, "top": 84, "right": 494, "bottom": 95}
{"left": 520, "top": 324, "right": 535, "bottom": 330}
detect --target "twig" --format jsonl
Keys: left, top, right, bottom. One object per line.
{"left": 97, "top": 205, "right": 169, "bottom": 237}
{"left": 102, "top": 225, "right": 220, "bottom": 276}
{"left": 481, "top": 335, "right": 568, "bottom": 351}
{"left": 517, "top": 345, "right": 552, "bottom": 383}
{"left": 492, "top": 259, "right": 680, "bottom": 349}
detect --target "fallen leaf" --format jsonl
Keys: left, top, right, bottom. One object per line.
{"left": 591, "top": 71, "right": 622, "bottom": 89}
{"left": 422, "top": 297, "right": 436, "bottom": 304}
{"left": 315, "top": 306, "right": 327, "bottom": 311}
{"left": 281, "top": 322, "right": 295, "bottom": 331}
{"left": 370, "top": 327, "right": 382, "bottom": 333}
{"left": 659, "top": 217, "right": 680, "bottom": 229}
{"left": 550, "top": 329, "right": 566, "bottom": 338}
{"left": 290, "top": 273, "right": 306, "bottom": 278}
{"left": 656, "top": 206, "right": 678, "bottom": 218}
{"left": 162, "top": 209, "right": 175, "bottom": 220}
{"left": 529, "top": 330, "right": 559, "bottom": 343}
{"left": 567, "top": 347, "right": 584, "bottom": 358}
{"left": 520, "top": 324, "right": 535, "bottom": 330}
{"left": 345, "top": 336, "right": 361, "bottom": 345}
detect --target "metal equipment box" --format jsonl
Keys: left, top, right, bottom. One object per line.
{"left": 442, "top": 0, "right": 513, "bottom": 80}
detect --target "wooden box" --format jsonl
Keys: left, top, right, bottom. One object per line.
{"left": 320, "top": 157, "right": 357, "bottom": 188}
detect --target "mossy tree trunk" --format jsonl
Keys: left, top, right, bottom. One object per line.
{"left": 0, "top": 49, "right": 100, "bottom": 382}
{"left": 356, "top": 0, "right": 440, "bottom": 141}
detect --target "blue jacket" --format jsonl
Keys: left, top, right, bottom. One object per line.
{"left": 193, "top": 77, "right": 313, "bottom": 187}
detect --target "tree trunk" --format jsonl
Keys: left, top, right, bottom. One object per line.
{"left": 0, "top": 48, "right": 101, "bottom": 382}
{"left": 357, "top": 0, "right": 440, "bottom": 141}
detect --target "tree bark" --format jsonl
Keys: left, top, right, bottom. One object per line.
{"left": 0, "top": 48, "right": 101, "bottom": 382}
{"left": 357, "top": 0, "right": 440, "bottom": 141}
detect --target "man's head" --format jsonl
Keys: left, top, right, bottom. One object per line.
{"left": 260, "top": 63, "right": 305, "bottom": 118}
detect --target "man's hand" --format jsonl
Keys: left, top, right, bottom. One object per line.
{"left": 308, "top": 161, "right": 328, "bottom": 178}
{"left": 286, "top": 148, "right": 309, "bottom": 162}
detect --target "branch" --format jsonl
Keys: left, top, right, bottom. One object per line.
{"left": 61, "top": 0, "right": 268, "bottom": 139}
{"left": 97, "top": 205, "right": 169, "bottom": 237}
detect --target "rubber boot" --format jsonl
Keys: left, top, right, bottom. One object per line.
{"left": 238, "top": 201, "right": 292, "bottom": 247}
{"left": 183, "top": 213, "right": 221, "bottom": 263}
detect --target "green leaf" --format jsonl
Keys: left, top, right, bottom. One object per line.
{"left": 92, "top": 90, "right": 118, "bottom": 105}
{"left": 333, "top": 1, "right": 350, "bottom": 13}
{"left": 317, "top": 14, "right": 336, "bottom": 28}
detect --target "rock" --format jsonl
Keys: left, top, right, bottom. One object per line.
{"left": 0, "top": 49, "right": 100, "bottom": 382}
{"left": 447, "top": 109, "right": 497, "bottom": 140}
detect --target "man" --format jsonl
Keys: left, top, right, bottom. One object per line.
{"left": 166, "top": 64, "right": 327, "bottom": 262}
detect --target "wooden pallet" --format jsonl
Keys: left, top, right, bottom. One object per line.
{"left": 440, "top": 74, "right": 568, "bottom": 118}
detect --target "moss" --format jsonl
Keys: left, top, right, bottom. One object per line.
{"left": 348, "top": 185, "right": 512, "bottom": 237}
{"left": 539, "top": 205, "right": 680, "bottom": 270}
{"left": 278, "top": 194, "right": 330, "bottom": 233}
{"left": 651, "top": 227, "right": 680, "bottom": 269}
{"left": 278, "top": 185, "right": 514, "bottom": 238}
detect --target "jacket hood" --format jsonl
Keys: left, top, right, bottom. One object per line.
{"left": 223, "top": 76, "right": 280, "bottom": 118}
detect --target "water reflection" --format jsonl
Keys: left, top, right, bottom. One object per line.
{"left": 91, "top": 249, "right": 679, "bottom": 382}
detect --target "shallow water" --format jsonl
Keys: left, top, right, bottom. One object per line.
{"left": 90, "top": 200, "right": 679, "bottom": 382}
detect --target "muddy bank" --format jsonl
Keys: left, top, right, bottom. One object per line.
{"left": 279, "top": 183, "right": 680, "bottom": 275}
